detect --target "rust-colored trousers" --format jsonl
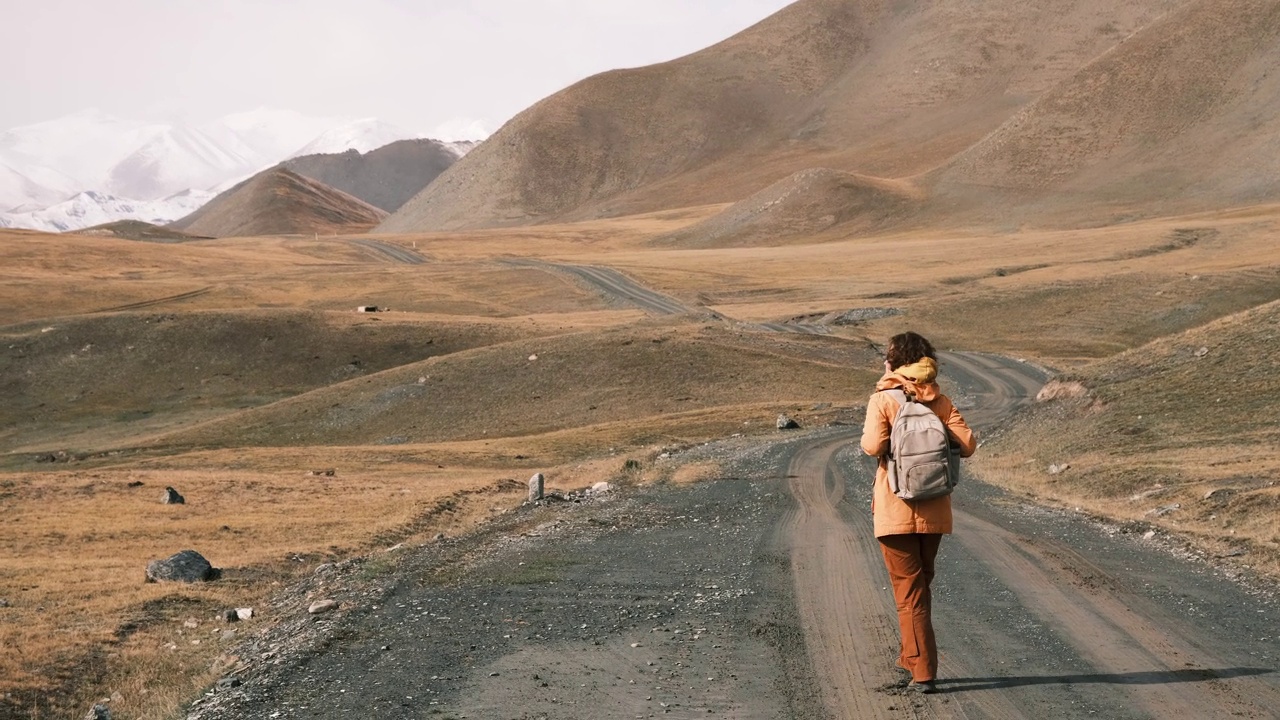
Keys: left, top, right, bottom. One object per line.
{"left": 878, "top": 533, "right": 943, "bottom": 682}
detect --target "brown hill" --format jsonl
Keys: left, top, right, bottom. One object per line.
{"left": 147, "top": 323, "right": 877, "bottom": 450}
{"left": 169, "top": 168, "right": 387, "bottom": 238}
{"left": 655, "top": 169, "right": 922, "bottom": 247}
{"left": 74, "top": 219, "right": 211, "bottom": 242}
{"left": 379, "top": 0, "right": 1183, "bottom": 233}
{"left": 0, "top": 310, "right": 527, "bottom": 453}
{"left": 283, "top": 139, "right": 463, "bottom": 212}
{"left": 972, "top": 296, "right": 1280, "bottom": 574}
{"left": 928, "top": 0, "right": 1280, "bottom": 225}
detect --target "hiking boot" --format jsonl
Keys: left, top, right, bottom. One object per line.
{"left": 908, "top": 680, "right": 938, "bottom": 694}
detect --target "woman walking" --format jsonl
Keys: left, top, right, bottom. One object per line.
{"left": 860, "top": 331, "right": 977, "bottom": 693}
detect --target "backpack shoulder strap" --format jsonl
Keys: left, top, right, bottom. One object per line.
{"left": 882, "top": 388, "right": 909, "bottom": 406}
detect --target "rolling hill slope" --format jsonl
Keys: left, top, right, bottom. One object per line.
{"left": 379, "top": 0, "right": 1185, "bottom": 233}
{"left": 282, "top": 139, "right": 463, "bottom": 212}
{"left": 169, "top": 168, "right": 387, "bottom": 237}
{"left": 928, "top": 0, "right": 1280, "bottom": 224}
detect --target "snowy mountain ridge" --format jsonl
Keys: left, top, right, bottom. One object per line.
{"left": 288, "top": 118, "right": 418, "bottom": 158}
{"left": 0, "top": 108, "right": 474, "bottom": 231}
{"left": 0, "top": 189, "right": 217, "bottom": 233}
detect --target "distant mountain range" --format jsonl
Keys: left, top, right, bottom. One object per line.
{"left": 0, "top": 189, "right": 216, "bottom": 233}
{"left": 0, "top": 108, "right": 473, "bottom": 232}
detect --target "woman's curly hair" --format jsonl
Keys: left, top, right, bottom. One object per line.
{"left": 886, "top": 331, "right": 936, "bottom": 370}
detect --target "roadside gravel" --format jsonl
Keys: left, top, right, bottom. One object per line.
{"left": 186, "top": 431, "right": 838, "bottom": 720}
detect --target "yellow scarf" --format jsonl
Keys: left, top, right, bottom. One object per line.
{"left": 896, "top": 357, "right": 938, "bottom": 384}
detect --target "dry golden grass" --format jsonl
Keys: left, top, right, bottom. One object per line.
{"left": 137, "top": 322, "right": 875, "bottom": 453}
{"left": 4, "top": 200, "right": 1280, "bottom": 718}
{"left": 0, "top": 463, "right": 525, "bottom": 716}
{"left": 969, "top": 297, "right": 1280, "bottom": 577}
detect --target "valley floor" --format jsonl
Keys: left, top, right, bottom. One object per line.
{"left": 184, "top": 357, "right": 1280, "bottom": 720}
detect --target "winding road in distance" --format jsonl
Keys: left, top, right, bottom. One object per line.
{"left": 506, "top": 258, "right": 829, "bottom": 333}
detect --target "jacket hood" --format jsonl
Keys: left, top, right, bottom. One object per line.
{"left": 875, "top": 356, "right": 941, "bottom": 402}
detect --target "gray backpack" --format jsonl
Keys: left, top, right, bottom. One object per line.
{"left": 884, "top": 389, "right": 960, "bottom": 501}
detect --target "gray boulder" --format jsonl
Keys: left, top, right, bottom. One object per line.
{"left": 528, "top": 473, "right": 545, "bottom": 501}
{"left": 162, "top": 486, "right": 185, "bottom": 504}
{"left": 146, "top": 550, "right": 219, "bottom": 583}
{"left": 776, "top": 414, "right": 801, "bottom": 430}
{"left": 84, "top": 704, "right": 111, "bottom": 720}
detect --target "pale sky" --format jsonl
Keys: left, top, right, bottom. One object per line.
{"left": 5, "top": 0, "right": 796, "bottom": 138}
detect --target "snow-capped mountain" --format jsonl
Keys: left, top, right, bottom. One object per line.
{"left": 0, "top": 108, "right": 479, "bottom": 232}
{"left": 0, "top": 162, "right": 75, "bottom": 212}
{"left": 105, "top": 124, "right": 258, "bottom": 200}
{"left": 288, "top": 118, "right": 417, "bottom": 158}
{"left": 444, "top": 140, "right": 479, "bottom": 158}
{"left": 0, "top": 189, "right": 216, "bottom": 233}
{"left": 0, "top": 109, "right": 151, "bottom": 191}
{"left": 212, "top": 108, "right": 345, "bottom": 161}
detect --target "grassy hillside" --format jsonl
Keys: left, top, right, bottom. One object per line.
{"left": 0, "top": 311, "right": 528, "bottom": 455}
{"left": 148, "top": 323, "right": 879, "bottom": 451}
{"left": 380, "top": 0, "right": 1181, "bottom": 232}
{"left": 170, "top": 168, "right": 387, "bottom": 238}
{"left": 971, "top": 299, "right": 1280, "bottom": 575}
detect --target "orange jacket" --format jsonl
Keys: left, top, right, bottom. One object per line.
{"left": 860, "top": 362, "right": 977, "bottom": 537}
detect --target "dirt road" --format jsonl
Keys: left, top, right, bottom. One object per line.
{"left": 190, "top": 352, "right": 1279, "bottom": 720}
{"left": 503, "top": 259, "right": 828, "bottom": 334}
{"left": 502, "top": 259, "right": 691, "bottom": 315}
{"left": 786, "top": 353, "right": 1280, "bottom": 718}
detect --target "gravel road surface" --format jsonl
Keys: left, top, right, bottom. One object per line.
{"left": 188, "top": 352, "right": 1279, "bottom": 719}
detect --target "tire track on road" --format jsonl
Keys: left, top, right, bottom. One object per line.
{"left": 784, "top": 354, "right": 1280, "bottom": 719}
{"left": 950, "top": 509, "right": 1280, "bottom": 718}
{"left": 784, "top": 432, "right": 906, "bottom": 719}
{"left": 784, "top": 431, "right": 1030, "bottom": 720}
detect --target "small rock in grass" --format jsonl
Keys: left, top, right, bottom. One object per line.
{"left": 776, "top": 414, "right": 800, "bottom": 430}
{"left": 309, "top": 599, "right": 339, "bottom": 615}
{"left": 161, "top": 486, "right": 185, "bottom": 504}
{"left": 83, "top": 704, "right": 111, "bottom": 720}
{"left": 146, "top": 550, "right": 218, "bottom": 583}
